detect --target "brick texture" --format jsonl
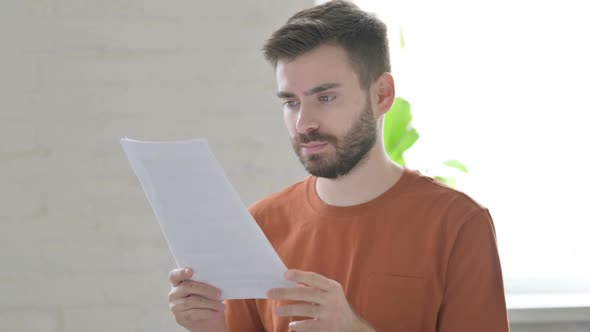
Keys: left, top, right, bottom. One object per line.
{"left": 0, "top": 1, "right": 308, "bottom": 331}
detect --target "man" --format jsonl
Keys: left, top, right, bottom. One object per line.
{"left": 167, "top": 1, "right": 509, "bottom": 331}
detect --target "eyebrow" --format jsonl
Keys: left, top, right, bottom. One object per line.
{"left": 277, "top": 83, "right": 342, "bottom": 99}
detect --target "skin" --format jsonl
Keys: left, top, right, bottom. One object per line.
{"left": 278, "top": 43, "right": 401, "bottom": 207}
{"left": 168, "top": 43, "right": 401, "bottom": 332}
{"left": 168, "top": 268, "right": 227, "bottom": 332}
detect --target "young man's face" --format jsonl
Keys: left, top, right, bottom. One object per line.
{"left": 276, "top": 44, "right": 378, "bottom": 179}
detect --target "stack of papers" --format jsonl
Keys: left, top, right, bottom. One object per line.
{"left": 120, "top": 138, "right": 295, "bottom": 299}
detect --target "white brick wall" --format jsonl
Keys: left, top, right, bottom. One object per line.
{"left": 1, "top": 1, "right": 309, "bottom": 331}
{"left": 1, "top": 0, "right": 587, "bottom": 331}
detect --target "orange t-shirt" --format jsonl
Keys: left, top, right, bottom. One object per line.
{"left": 225, "top": 168, "right": 509, "bottom": 331}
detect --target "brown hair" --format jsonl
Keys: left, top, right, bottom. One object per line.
{"left": 263, "top": 0, "right": 390, "bottom": 89}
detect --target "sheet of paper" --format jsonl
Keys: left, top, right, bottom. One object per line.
{"left": 120, "top": 137, "right": 296, "bottom": 299}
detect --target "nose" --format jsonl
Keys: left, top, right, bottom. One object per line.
{"left": 295, "top": 103, "right": 319, "bottom": 134}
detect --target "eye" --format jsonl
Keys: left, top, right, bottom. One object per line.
{"left": 319, "top": 95, "right": 336, "bottom": 103}
{"left": 283, "top": 100, "right": 300, "bottom": 108}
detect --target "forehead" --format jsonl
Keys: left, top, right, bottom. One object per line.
{"left": 276, "top": 44, "right": 360, "bottom": 93}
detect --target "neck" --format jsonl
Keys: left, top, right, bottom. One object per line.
{"left": 315, "top": 141, "right": 404, "bottom": 207}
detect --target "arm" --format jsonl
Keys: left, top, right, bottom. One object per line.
{"left": 437, "top": 209, "right": 510, "bottom": 331}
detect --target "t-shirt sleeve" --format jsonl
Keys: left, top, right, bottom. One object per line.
{"left": 224, "top": 299, "right": 265, "bottom": 332}
{"left": 437, "top": 209, "right": 510, "bottom": 332}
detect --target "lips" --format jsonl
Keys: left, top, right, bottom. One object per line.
{"left": 300, "top": 142, "right": 328, "bottom": 154}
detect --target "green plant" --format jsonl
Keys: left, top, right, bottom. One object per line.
{"left": 383, "top": 97, "right": 468, "bottom": 187}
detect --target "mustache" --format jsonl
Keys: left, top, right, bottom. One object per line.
{"left": 294, "top": 130, "right": 336, "bottom": 145}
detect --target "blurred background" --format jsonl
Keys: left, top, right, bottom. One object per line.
{"left": 1, "top": 0, "right": 588, "bottom": 331}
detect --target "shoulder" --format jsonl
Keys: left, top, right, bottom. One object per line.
{"left": 404, "top": 169, "right": 485, "bottom": 207}
{"left": 402, "top": 170, "right": 500, "bottom": 268}
{"left": 248, "top": 177, "right": 310, "bottom": 220}
{"left": 402, "top": 169, "right": 490, "bottom": 229}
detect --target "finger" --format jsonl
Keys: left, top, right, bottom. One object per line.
{"left": 169, "top": 280, "right": 221, "bottom": 301}
{"left": 289, "top": 318, "right": 321, "bottom": 331}
{"left": 285, "top": 270, "right": 333, "bottom": 291}
{"left": 275, "top": 303, "right": 322, "bottom": 318}
{"left": 177, "top": 309, "right": 219, "bottom": 324}
{"left": 267, "top": 286, "right": 325, "bottom": 304}
{"left": 170, "top": 267, "right": 192, "bottom": 287}
{"left": 172, "top": 295, "right": 225, "bottom": 313}
{"left": 185, "top": 280, "right": 222, "bottom": 300}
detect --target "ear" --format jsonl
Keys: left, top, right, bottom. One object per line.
{"left": 373, "top": 72, "right": 395, "bottom": 117}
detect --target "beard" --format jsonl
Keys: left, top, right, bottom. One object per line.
{"left": 291, "top": 98, "right": 377, "bottom": 179}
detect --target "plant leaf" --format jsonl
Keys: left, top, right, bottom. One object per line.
{"left": 389, "top": 152, "right": 406, "bottom": 166}
{"left": 390, "top": 128, "right": 419, "bottom": 156}
{"left": 383, "top": 97, "right": 413, "bottom": 156}
{"left": 400, "top": 25, "right": 406, "bottom": 49}
{"left": 443, "top": 160, "right": 468, "bottom": 173}
{"left": 387, "top": 128, "right": 419, "bottom": 166}
{"left": 435, "top": 176, "right": 456, "bottom": 188}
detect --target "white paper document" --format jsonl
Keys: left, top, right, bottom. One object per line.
{"left": 120, "top": 138, "right": 295, "bottom": 299}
